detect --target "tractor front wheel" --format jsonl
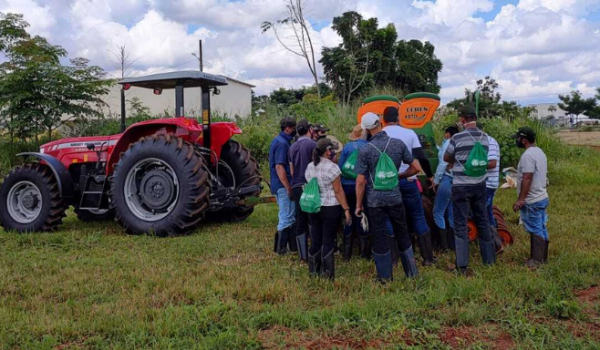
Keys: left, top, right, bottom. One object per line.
{"left": 110, "top": 135, "right": 210, "bottom": 236}
{"left": 0, "top": 164, "right": 67, "bottom": 232}
{"left": 210, "top": 140, "right": 261, "bottom": 222}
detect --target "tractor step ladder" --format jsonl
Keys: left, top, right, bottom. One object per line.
{"left": 79, "top": 175, "right": 109, "bottom": 210}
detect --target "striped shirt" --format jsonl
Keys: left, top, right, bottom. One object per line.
{"left": 486, "top": 136, "right": 500, "bottom": 189}
{"left": 445, "top": 127, "right": 489, "bottom": 186}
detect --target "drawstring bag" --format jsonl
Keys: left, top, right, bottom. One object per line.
{"left": 461, "top": 133, "right": 488, "bottom": 177}
{"left": 369, "top": 138, "right": 399, "bottom": 190}
{"left": 300, "top": 178, "right": 321, "bottom": 213}
{"left": 341, "top": 144, "right": 360, "bottom": 179}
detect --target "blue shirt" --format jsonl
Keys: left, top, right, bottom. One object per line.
{"left": 355, "top": 131, "right": 414, "bottom": 208}
{"left": 269, "top": 132, "right": 293, "bottom": 194}
{"left": 338, "top": 140, "right": 368, "bottom": 186}
{"left": 289, "top": 136, "right": 317, "bottom": 188}
{"left": 434, "top": 139, "right": 452, "bottom": 184}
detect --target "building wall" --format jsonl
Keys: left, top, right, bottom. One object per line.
{"left": 100, "top": 78, "right": 253, "bottom": 119}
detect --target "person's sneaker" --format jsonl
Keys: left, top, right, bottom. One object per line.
{"left": 423, "top": 258, "right": 437, "bottom": 267}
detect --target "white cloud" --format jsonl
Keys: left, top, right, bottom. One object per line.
{"left": 0, "top": 0, "right": 599, "bottom": 103}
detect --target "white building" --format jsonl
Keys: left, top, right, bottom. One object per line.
{"left": 528, "top": 102, "right": 592, "bottom": 126}
{"left": 101, "top": 75, "right": 254, "bottom": 120}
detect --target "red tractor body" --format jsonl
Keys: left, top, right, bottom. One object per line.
{"left": 1, "top": 71, "right": 262, "bottom": 235}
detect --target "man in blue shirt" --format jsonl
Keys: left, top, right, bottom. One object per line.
{"left": 269, "top": 117, "right": 297, "bottom": 255}
{"left": 338, "top": 124, "right": 368, "bottom": 260}
{"left": 289, "top": 119, "right": 316, "bottom": 261}
{"left": 433, "top": 126, "right": 459, "bottom": 251}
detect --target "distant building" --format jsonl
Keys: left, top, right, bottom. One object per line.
{"left": 528, "top": 102, "right": 591, "bottom": 127}
{"left": 101, "top": 75, "right": 254, "bottom": 120}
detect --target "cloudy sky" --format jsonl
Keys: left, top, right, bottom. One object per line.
{"left": 2, "top": 0, "right": 600, "bottom": 104}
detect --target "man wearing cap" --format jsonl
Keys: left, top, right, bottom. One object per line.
{"left": 382, "top": 106, "right": 437, "bottom": 266}
{"left": 512, "top": 127, "right": 549, "bottom": 268}
{"left": 338, "top": 124, "right": 369, "bottom": 260}
{"left": 444, "top": 105, "right": 497, "bottom": 275}
{"left": 269, "top": 117, "right": 297, "bottom": 255}
{"left": 288, "top": 119, "right": 317, "bottom": 261}
{"left": 313, "top": 124, "right": 329, "bottom": 141}
{"left": 355, "top": 112, "right": 423, "bottom": 282}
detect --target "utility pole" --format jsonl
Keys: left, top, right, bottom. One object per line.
{"left": 191, "top": 40, "right": 204, "bottom": 72}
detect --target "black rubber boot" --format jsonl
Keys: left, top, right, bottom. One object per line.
{"left": 322, "top": 248, "right": 335, "bottom": 280}
{"left": 274, "top": 228, "right": 290, "bottom": 255}
{"left": 359, "top": 235, "right": 373, "bottom": 260}
{"left": 417, "top": 232, "right": 437, "bottom": 266}
{"left": 342, "top": 234, "right": 353, "bottom": 261}
{"left": 308, "top": 249, "right": 322, "bottom": 276}
{"left": 543, "top": 240, "right": 549, "bottom": 264}
{"left": 373, "top": 250, "right": 393, "bottom": 283}
{"left": 439, "top": 229, "right": 449, "bottom": 252}
{"left": 288, "top": 224, "right": 298, "bottom": 252}
{"left": 491, "top": 226, "right": 504, "bottom": 255}
{"left": 527, "top": 234, "right": 546, "bottom": 269}
{"left": 399, "top": 246, "right": 419, "bottom": 278}
{"left": 296, "top": 233, "right": 308, "bottom": 262}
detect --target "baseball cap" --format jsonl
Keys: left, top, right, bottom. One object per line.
{"left": 458, "top": 104, "right": 477, "bottom": 117}
{"left": 361, "top": 112, "right": 380, "bottom": 130}
{"left": 297, "top": 119, "right": 312, "bottom": 129}
{"left": 511, "top": 127, "right": 536, "bottom": 139}
{"left": 316, "top": 137, "right": 339, "bottom": 153}
{"left": 280, "top": 117, "right": 297, "bottom": 128}
{"left": 313, "top": 123, "right": 330, "bottom": 132}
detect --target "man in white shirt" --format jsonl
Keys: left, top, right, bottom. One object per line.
{"left": 382, "top": 107, "right": 437, "bottom": 266}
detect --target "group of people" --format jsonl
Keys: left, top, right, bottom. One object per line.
{"left": 268, "top": 104, "right": 550, "bottom": 282}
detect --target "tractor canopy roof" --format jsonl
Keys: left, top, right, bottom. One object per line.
{"left": 119, "top": 70, "right": 228, "bottom": 89}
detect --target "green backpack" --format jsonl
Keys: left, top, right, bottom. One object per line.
{"left": 341, "top": 144, "right": 360, "bottom": 180}
{"left": 462, "top": 133, "right": 488, "bottom": 177}
{"left": 300, "top": 178, "right": 321, "bottom": 213}
{"left": 369, "top": 139, "right": 399, "bottom": 191}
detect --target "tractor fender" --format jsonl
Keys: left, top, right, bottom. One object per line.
{"left": 209, "top": 122, "right": 242, "bottom": 159}
{"left": 17, "top": 152, "right": 75, "bottom": 199}
{"left": 105, "top": 122, "right": 183, "bottom": 174}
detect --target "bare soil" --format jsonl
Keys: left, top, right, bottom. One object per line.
{"left": 558, "top": 131, "right": 600, "bottom": 147}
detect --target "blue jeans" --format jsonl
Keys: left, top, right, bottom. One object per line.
{"left": 399, "top": 179, "right": 430, "bottom": 236}
{"left": 433, "top": 175, "right": 454, "bottom": 230}
{"left": 276, "top": 188, "right": 295, "bottom": 231}
{"left": 521, "top": 198, "right": 549, "bottom": 241}
{"left": 452, "top": 182, "right": 496, "bottom": 268}
{"left": 342, "top": 184, "right": 365, "bottom": 238}
{"left": 486, "top": 188, "right": 497, "bottom": 228}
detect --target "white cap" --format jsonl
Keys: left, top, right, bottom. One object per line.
{"left": 361, "top": 112, "right": 380, "bottom": 130}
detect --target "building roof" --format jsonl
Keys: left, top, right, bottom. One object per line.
{"left": 223, "top": 76, "right": 255, "bottom": 88}
{"left": 119, "top": 70, "right": 228, "bottom": 89}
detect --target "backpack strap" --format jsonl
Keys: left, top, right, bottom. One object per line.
{"left": 383, "top": 137, "right": 392, "bottom": 153}
{"left": 368, "top": 142, "right": 382, "bottom": 153}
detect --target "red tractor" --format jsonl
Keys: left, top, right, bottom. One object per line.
{"left": 0, "top": 71, "right": 262, "bottom": 236}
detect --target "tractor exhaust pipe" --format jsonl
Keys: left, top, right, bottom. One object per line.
{"left": 120, "top": 86, "right": 126, "bottom": 133}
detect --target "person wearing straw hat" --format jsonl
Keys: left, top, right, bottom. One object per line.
{"left": 338, "top": 124, "right": 369, "bottom": 260}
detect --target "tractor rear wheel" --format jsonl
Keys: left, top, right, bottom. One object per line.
{"left": 109, "top": 135, "right": 210, "bottom": 236}
{"left": 210, "top": 140, "right": 261, "bottom": 222}
{"left": 0, "top": 164, "right": 67, "bottom": 232}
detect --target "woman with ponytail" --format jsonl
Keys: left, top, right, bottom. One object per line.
{"left": 304, "top": 138, "right": 352, "bottom": 280}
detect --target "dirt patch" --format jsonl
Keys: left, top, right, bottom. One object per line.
{"left": 575, "top": 285, "right": 600, "bottom": 305}
{"left": 558, "top": 131, "right": 600, "bottom": 147}
{"left": 439, "top": 325, "right": 514, "bottom": 350}
{"left": 54, "top": 338, "right": 88, "bottom": 350}
{"left": 257, "top": 326, "right": 411, "bottom": 350}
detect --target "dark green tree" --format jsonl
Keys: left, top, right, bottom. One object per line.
{"left": 394, "top": 40, "right": 442, "bottom": 93}
{"left": 447, "top": 76, "right": 503, "bottom": 118}
{"left": 0, "top": 13, "right": 112, "bottom": 143}
{"left": 558, "top": 90, "right": 596, "bottom": 124}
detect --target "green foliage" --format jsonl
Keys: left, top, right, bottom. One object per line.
{"left": 558, "top": 90, "right": 596, "bottom": 119}
{"left": 320, "top": 11, "right": 442, "bottom": 103}
{"left": 266, "top": 83, "right": 332, "bottom": 106}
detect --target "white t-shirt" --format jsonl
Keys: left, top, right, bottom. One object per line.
{"left": 517, "top": 146, "right": 548, "bottom": 204}
{"left": 383, "top": 125, "right": 421, "bottom": 179}
{"left": 305, "top": 158, "right": 342, "bottom": 207}
{"left": 486, "top": 136, "right": 500, "bottom": 189}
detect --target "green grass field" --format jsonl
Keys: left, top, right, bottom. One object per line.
{"left": 1, "top": 146, "right": 600, "bottom": 350}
